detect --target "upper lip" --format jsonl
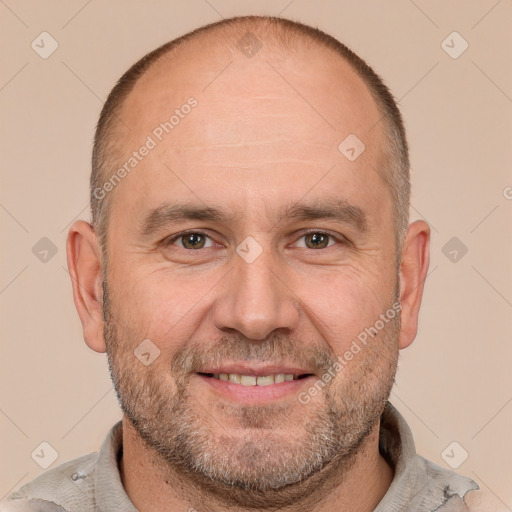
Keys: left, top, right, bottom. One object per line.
{"left": 196, "top": 364, "right": 315, "bottom": 377}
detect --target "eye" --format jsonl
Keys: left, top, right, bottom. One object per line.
{"left": 295, "top": 231, "right": 338, "bottom": 249}
{"left": 164, "top": 230, "right": 346, "bottom": 252}
{"left": 170, "top": 232, "right": 214, "bottom": 250}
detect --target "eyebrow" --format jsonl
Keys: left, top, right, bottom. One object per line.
{"left": 138, "top": 199, "right": 367, "bottom": 238}
{"left": 139, "top": 204, "right": 228, "bottom": 238}
{"left": 278, "top": 200, "right": 367, "bottom": 232}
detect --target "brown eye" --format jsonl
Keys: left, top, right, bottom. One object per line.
{"left": 179, "top": 233, "right": 207, "bottom": 249}
{"left": 304, "top": 232, "right": 331, "bottom": 249}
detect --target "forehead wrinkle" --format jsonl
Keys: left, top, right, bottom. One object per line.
{"left": 172, "top": 140, "right": 332, "bottom": 149}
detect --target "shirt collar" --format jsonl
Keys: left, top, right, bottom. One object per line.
{"left": 94, "top": 419, "right": 137, "bottom": 512}
{"left": 375, "top": 402, "right": 478, "bottom": 511}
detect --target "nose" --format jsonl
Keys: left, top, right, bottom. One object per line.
{"left": 213, "top": 249, "right": 300, "bottom": 340}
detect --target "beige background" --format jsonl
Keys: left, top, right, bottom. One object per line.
{"left": 1, "top": 0, "right": 511, "bottom": 506}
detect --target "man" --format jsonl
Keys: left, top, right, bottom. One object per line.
{"left": 3, "top": 15, "right": 498, "bottom": 512}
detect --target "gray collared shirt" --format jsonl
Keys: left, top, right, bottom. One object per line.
{"left": 1, "top": 402, "right": 479, "bottom": 511}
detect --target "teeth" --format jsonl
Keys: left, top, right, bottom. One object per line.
{"left": 256, "top": 375, "right": 274, "bottom": 386}
{"left": 211, "top": 373, "right": 300, "bottom": 386}
{"left": 241, "top": 375, "right": 257, "bottom": 386}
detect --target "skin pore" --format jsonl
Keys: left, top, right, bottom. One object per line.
{"left": 67, "top": 25, "right": 430, "bottom": 512}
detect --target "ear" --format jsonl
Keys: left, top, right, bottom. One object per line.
{"left": 398, "top": 220, "right": 430, "bottom": 349}
{"left": 66, "top": 220, "right": 106, "bottom": 353}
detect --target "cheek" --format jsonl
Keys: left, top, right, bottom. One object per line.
{"left": 292, "top": 265, "right": 393, "bottom": 350}
{"left": 109, "top": 266, "right": 214, "bottom": 349}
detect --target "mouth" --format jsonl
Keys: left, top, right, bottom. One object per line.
{"left": 197, "top": 372, "right": 314, "bottom": 386}
{"left": 195, "top": 370, "right": 317, "bottom": 404}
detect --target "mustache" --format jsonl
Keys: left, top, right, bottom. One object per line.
{"left": 170, "top": 334, "right": 338, "bottom": 377}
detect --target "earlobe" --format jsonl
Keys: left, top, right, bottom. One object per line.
{"left": 398, "top": 220, "right": 431, "bottom": 350}
{"left": 66, "top": 220, "right": 107, "bottom": 353}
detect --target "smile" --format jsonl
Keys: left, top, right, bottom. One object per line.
{"left": 198, "top": 372, "right": 313, "bottom": 386}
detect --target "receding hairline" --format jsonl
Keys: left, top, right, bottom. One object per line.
{"left": 110, "top": 17, "right": 383, "bottom": 137}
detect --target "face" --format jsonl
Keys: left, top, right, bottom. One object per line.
{"left": 101, "top": 41, "right": 400, "bottom": 504}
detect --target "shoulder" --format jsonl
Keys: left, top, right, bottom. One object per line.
{"left": 0, "top": 498, "right": 67, "bottom": 511}
{"left": 464, "top": 488, "right": 509, "bottom": 512}
{"left": 417, "top": 458, "right": 506, "bottom": 512}
{"left": 1, "top": 451, "right": 98, "bottom": 512}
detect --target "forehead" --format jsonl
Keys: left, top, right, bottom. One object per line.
{"left": 120, "top": 38, "right": 383, "bottom": 143}
{"left": 107, "top": 36, "right": 390, "bottom": 227}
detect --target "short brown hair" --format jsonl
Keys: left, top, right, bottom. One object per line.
{"left": 90, "top": 15, "right": 410, "bottom": 259}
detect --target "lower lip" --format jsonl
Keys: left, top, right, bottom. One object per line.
{"left": 196, "top": 374, "right": 315, "bottom": 403}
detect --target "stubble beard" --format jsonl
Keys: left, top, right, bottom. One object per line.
{"left": 102, "top": 276, "right": 399, "bottom": 508}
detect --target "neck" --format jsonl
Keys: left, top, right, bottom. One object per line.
{"left": 119, "top": 416, "right": 393, "bottom": 512}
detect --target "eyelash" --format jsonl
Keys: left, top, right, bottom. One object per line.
{"left": 164, "top": 229, "right": 348, "bottom": 250}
